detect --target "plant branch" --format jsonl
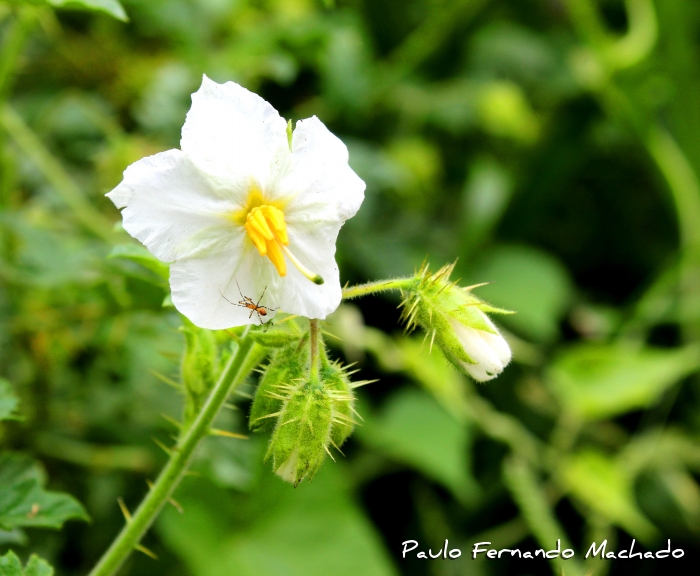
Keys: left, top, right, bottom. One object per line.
{"left": 88, "top": 327, "right": 256, "bottom": 576}
{"left": 341, "top": 277, "right": 415, "bottom": 301}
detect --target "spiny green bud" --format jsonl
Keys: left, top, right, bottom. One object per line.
{"left": 400, "top": 262, "right": 513, "bottom": 382}
{"left": 249, "top": 339, "right": 309, "bottom": 432}
{"left": 180, "top": 320, "right": 218, "bottom": 428}
{"left": 321, "top": 361, "right": 356, "bottom": 449}
{"left": 266, "top": 381, "right": 333, "bottom": 486}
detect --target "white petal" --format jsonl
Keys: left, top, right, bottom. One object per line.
{"left": 107, "top": 150, "right": 235, "bottom": 262}
{"left": 181, "top": 75, "right": 290, "bottom": 193}
{"left": 448, "top": 319, "right": 511, "bottom": 382}
{"left": 279, "top": 116, "right": 365, "bottom": 224}
{"left": 169, "top": 213, "right": 343, "bottom": 329}
{"left": 481, "top": 330, "right": 512, "bottom": 366}
{"left": 170, "top": 236, "right": 278, "bottom": 330}
{"left": 273, "top": 221, "right": 342, "bottom": 319}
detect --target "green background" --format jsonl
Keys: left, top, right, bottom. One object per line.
{"left": 2, "top": 0, "right": 700, "bottom": 575}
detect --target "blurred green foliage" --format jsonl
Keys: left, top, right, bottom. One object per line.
{"left": 2, "top": 0, "right": 700, "bottom": 575}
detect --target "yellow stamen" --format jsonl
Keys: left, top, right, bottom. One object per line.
{"left": 266, "top": 238, "right": 286, "bottom": 276}
{"left": 243, "top": 204, "right": 324, "bottom": 284}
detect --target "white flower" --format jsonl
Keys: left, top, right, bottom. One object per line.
{"left": 107, "top": 75, "right": 365, "bottom": 329}
{"left": 447, "top": 316, "right": 511, "bottom": 382}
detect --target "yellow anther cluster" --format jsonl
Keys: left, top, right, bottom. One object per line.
{"left": 245, "top": 205, "right": 289, "bottom": 277}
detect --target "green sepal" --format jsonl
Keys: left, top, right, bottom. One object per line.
{"left": 249, "top": 340, "right": 309, "bottom": 433}
{"left": 180, "top": 319, "right": 218, "bottom": 429}
{"left": 266, "top": 382, "right": 333, "bottom": 486}
{"left": 249, "top": 330, "right": 303, "bottom": 348}
{"left": 286, "top": 120, "right": 293, "bottom": 151}
{"left": 322, "top": 363, "right": 355, "bottom": 449}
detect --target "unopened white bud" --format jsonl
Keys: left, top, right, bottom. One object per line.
{"left": 400, "top": 261, "right": 513, "bottom": 382}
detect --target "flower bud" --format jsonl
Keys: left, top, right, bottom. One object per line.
{"left": 266, "top": 381, "right": 333, "bottom": 486}
{"left": 180, "top": 320, "right": 218, "bottom": 428}
{"left": 321, "top": 361, "right": 356, "bottom": 449}
{"left": 249, "top": 339, "right": 309, "bottom": 432}
{"left": 400, "top": 262, "right": 512, "bottom": 382}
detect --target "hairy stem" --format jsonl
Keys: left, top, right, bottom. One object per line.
{"left": 88, "top": 328, "right": 256, "bottom": 576}
{"left": 309, "top": 318, "right": 320, "bottom": 382}
{"left": 341, "top": 277, "right": 415, "bottom": 301}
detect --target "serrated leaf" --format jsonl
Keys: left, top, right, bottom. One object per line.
{"left": 45, "top": 0, "right": 128, "bottom": 21}
{"left": 0, "top": 381, "right": 21, "bottom": 422}
{"left": 108, "top": 244, "right": 170, "bottom": 283}
{"left": 547, "top": 344, "right": 700, "bottom": 420}
{"left": 0, "top": 453, "right": 89, "bottom": 531}
{"left": 0, "top": 551, "right": 22, "bottom": 576}
{"left": 0, "top": 551, "right": 53, "bottom": 576}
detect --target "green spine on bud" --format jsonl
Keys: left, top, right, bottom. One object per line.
{"left": 180, "top": 320, "right": 218, "bottom": 428}
{"left": 322, "top": 362, "right": 356, "bottom": 449}
{"left": 249, "top": 340, "right": 308, "bottom": 432}
{"left": 400, "top": 262, "right": 513, "bottom": 382}
{"left": 267, "top": 381, "right": 333, "bottom": 487}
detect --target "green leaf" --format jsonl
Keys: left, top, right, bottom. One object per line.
{"left": 356, "top": 388, "right": 478, "bottom": 504}
{"left": 561, "top": 450, "right": 658, "bottom": 542}
{"left": 0, "top": 551, "right": 53, "bottom": 576}
{"left": 0, "top": 453, "right": 89, "bottom": 531}
{"left": 45, "top": 0, "right": 128, "bottom": 21}
{"left": 470, "top": 244, "right": 573, "bottom": 342}
{"left": 548, "top": 344, "right": 700, "bottom": 420}
{"left": 108, "top": 244, "right": 170, "bottom": 283}
{"left": 157, "top": 465, "right": 397, "bottom": 576}
{"left": 0, "top": 380, "right": 20, "bottom": 422}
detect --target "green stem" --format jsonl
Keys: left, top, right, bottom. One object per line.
{"left": 88, "top": 328, "right": 256, "bottom": 576}
{"left": 309, "top": 318, "right": 319, "bottom": 382}
{"left": 0, "top": 103, "right": 116, "bottom": 243}
{"left": 341, "top": 277, "right": 415, "bottom": 301}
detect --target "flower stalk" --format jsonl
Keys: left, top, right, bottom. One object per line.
{"left": 309, "top": 318, "right": 320, "bottom": 382}
{"left": 341, "top": 277, "right": 416, "bottom": 300}
{"left": 88, "top": 328, "right": 256, "bottom": 576}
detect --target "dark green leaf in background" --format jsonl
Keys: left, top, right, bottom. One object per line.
{"left": 0, "top": 551, "right": 53, "bottom": 576}
{"left": 157, "top": 465, "right": 397, "bottom": 576}
{"left": 561, "top": 450, "right": 658, "bottom": 543}
{"left": 0, "top": 453, "right": 89, "bottom": 530}
{"left": 548, "top": 344, "right": 700, "bottom": 420}
{"left": 357, "top": 388, "right": 478, "bottom": 504}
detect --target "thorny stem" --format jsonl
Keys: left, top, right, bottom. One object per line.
{"left": 88, "top": 327, "right": 256, "bottom": 576}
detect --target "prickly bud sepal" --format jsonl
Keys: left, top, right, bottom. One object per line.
{"left": 267, "top": 380, "right": 333, "bottom": 486}
{"left": 249, "top": 339, "right": 309, "bottom": 433}
{"left": 400, "top": 262, "right": 513, "bottom": 382}
{"left": 321, "top": 361, "right": 357, "bottom": 449}
{"left": 180, "top": 320, "right": 218, "bottom": 428}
